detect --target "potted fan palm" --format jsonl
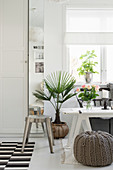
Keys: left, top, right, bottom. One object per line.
{"left": 77, "top": 50, "right": 99, "bottom": 83}
{"left": 33, "top": 71, "right": 76, "bottom": 138}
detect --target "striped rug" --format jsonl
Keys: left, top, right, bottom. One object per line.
{"left": 0, "top": 142, "right": 35, "bottom": 170}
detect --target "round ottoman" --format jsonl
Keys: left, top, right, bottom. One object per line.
{"left": 74, "top": 131, "right": 113, "bottom": 167}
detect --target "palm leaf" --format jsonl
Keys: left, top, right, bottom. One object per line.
{"left": 33, "top": 90, "right": 50, "bottom": 101}
{"left": 33, "top": 71, "right": 76, "bottom": 115}
{"left": 59, "top": 93, "right": 76, "bottom": 103}
{"left": 63, "top": 81, "right": 75, "bottom": 97}
{"left": 44, "top": 71, "right": 76, "bottom": 94}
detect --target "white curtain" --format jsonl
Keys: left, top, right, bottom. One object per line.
{"left": 64, "top": 32, "right": 113, "bottom": 45}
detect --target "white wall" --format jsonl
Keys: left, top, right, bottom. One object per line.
{"left": 44, "top": 1, "right": 63, "bottom": 120}
{"left": 29, "top": 0, "right": 44, "bottom": 104}
{"left": 29, "top": 0, "right": 44, "bottom": 27}
{"left": 44, "top": 0, "right": 78, "bottom": 127}
{"left": 68, "top": 0, "right": 113, "bottom": 8}
{"left": 29, "top": 42, "right": 44, "bottom": 104}
{"left": 44, "top": 0, "right": 113, "bottom": 125}
{"left": 44, "top": 1, "right": 63, "bottom": 76}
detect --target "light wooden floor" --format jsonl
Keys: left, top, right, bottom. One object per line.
{"left": 0, "top": 137, "right": 113, "bottom": 170}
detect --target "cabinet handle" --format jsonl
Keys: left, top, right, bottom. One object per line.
{"left": 25, "top": 60, "right": 27, "bottom": 63}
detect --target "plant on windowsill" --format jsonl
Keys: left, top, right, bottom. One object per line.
{"left": 77, "top": 50, "right": 99, "bottom": 83}
{"left": 76, "top": 85, "right": 99, "bottom": 109}
{"left": 33, "top": 71, "right": 77, "bottom": 139}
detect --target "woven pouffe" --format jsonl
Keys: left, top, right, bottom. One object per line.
{"left": 74, "top": 131, "right": 113, "bottom": 167}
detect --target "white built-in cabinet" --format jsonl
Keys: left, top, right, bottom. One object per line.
{"left": 0, "top": 0, "right": 28, "bottom": 134}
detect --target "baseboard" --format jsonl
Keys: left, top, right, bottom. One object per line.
{"left": 0, "top": 133, "right": 45, "bottom": 138}
{"left": 0, "top": 123, "right": 45, "bottom": 138}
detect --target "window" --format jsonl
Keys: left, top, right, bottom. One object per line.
{"left": 65, "top": 8, "right": 113, "bottom": 84}
{"left": 106, "top": 45, "right": 113, "bottom": 82}
{"left": 69, "top": 45, "right": 100, "bottom": 83}
{"left": 66, "top": 9, "right": 113, "bottom": 32}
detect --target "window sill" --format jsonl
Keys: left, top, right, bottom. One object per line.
{"left": 75, "top": 83, "right": 109, "bottom": 88}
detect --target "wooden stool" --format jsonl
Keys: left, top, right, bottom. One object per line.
{"left": 22, "top": 115, "right": 54, "bottom": 153}
{"left": 29, "top": 107, "right": 45, "bottom": 132}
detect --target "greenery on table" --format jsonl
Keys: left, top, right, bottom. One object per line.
{"left": 77, "top": 50, "right": 99, "bottom": 76}
{"left": 77, "top": 85, "right": 99, "bottom": 101}
{"left": 33, "top": 71, "right": 77, "bottom": 124}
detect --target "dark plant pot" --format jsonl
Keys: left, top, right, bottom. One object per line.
{"left": 52, "top": 122, "right": 69, "bottom": 139}
{"left": 84, "top": 72, "right": 93, "bottom": 83}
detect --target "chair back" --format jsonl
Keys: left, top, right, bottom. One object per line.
{"left": 76, "top": 95, "right": 112, "bottom": 108}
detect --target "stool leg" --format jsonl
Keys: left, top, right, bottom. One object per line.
{"left": 45, "top": 118, "right": 54, "bottom": 153}
{"left": 50, "top": 121, "right": 54, "bottom": 146}
{"left": 26, "top": 122, "right": 32, "bottom": 143}
{"left": 21, "top": 117, "right": 30, "bottom": 152}
{"left": 36, "top": 122, "right": 38, "bottom": 128}
{"left": 50, "top": 117, "right": 54, "bottom": 145}
{"left": 41, "top": 122, "right": 45, "bottom": 133}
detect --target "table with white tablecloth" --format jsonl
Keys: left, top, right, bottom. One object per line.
{"left": 61, "top": 107, "right": 113, "bottom": 149}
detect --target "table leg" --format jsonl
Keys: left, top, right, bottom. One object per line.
{"left": 67, "top": 115, "right": 77, "bottom": 148}
{"left": 82, "top": 116, "right": 92, "bottom": 131}
{"left": 85, "top": 116, "right": 92, "bottom": 131}
{"left": 71, "top": 115, "right": 82, "bottom": 147}
{"left": 70, "top": 115, "right": 92, "bottom": 154}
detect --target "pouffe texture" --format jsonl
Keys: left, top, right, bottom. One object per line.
{"left": 74, "top": 131, "right": 113, "bottom": 167}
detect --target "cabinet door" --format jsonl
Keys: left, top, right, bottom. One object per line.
{"left": 0, "top": 0, "right": 28, "bottom": 134}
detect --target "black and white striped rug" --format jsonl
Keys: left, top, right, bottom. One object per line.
{"left": 0, "top": 142, "right": 35, "bottom": 170}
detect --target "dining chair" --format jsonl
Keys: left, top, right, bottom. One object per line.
{"left": 93, "top": 98, "right": 112, "bottom": 134}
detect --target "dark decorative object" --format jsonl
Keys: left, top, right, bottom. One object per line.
{"left": 35, "top": 62, "right": 44, "bottom": 73}
{"left": 102, "top": 98, "right": 109, "bottom": 110}
{"left": 33, "top": 71, "right": 76, "bottom": 138}
{"left": 74, "top": 131, "right": 113, "bottom": 167}
{"left": 52, "top": 122, "right": 69, "bottom": 139}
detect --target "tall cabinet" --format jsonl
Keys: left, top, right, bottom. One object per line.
{"left": 0, "top": 0, "right": 28, "bottom": 134}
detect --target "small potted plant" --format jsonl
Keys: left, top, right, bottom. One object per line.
{"left": 33, "top": 71, "right": 77, "bottom": 139}
{"left": 76, "top": 85, "right": 99, "bottom": 109}
{"left": 77, "top": 50, "right": 99, "bottom": 83}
